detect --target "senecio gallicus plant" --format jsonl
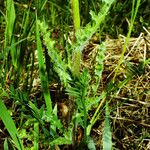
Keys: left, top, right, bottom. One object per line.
{"left": 0, "top": 0, "right": 143, "bottom": 149}
{"left": 0, "top": 0, "right": 124, "bottom": 149}
{"left": 71, "top": 0, "right": 117, "bottom": 80}
{"left": 36, "top": 0, "right": 115, "bottom": 149}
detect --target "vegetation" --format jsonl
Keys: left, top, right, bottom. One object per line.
{"left": 0, "top": 0, "right": 149, "bottom": 149}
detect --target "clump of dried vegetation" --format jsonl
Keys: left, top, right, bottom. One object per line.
{"left": 87, "top": 29, "right": 150, "bottom": 149}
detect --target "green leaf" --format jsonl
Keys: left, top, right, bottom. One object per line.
{"left": 87, "top": 136, "right": 96, "bottom": 150}
{"left": 0, "top": 99, "right": 24, "bottom": 150}
{"left": 103, "top": 102, "right": 112, "bottom": 150}
{"left": 10, "top": 36, "right": 17, "bottom": 68}
{"left": 37, "top": 20, "right": 71, "bottom": 86}
{"left": 4, "top": 138, "right": 9, "bottom": 150}
{"left": 92, "top": 43, "right": 106, "bottom": 96}
{"left": 50, "top": 128, "right": 72, "bottom": 146}
{"left": 5, "top": 0, "right": 16, "bottom": 47}
{"left": 36, "top": 17, "right": 52, "bottom": 116}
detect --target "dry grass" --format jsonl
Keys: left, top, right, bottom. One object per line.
{"left": 85, "top": 29, "right": 150, "bottom": 149}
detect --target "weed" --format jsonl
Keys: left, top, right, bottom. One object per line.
{"left": 0, "top": 0, "right": 149, "bottom": 149}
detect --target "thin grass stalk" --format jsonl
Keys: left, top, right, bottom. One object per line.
{"left": 19, "top": 0, "right": 48, "bottom": 68}
{"left": 35, "top": 14, "right": 52, "bottom": 116}
{"left": 36, "top": 0, "right": 48, "bottom": 12}
{"left": 4, "top": 0, "right": 16, "bottom": 47}
{"left": 87, "top": 95, "right": 106, "bottom": 136}
{"left": 88, "top": 73, "right": 134, "bottom": 136}
{"left": 6, "top": 0, "right": 17, "bottom": 68}
{"left": 27, "top": 51, "right": 35, "bottom": 94}
{"left": 89, "top": 72, "right": 133, "bottom": 134}
{"left": 113, "top": 0, "right": 141, "bottom": 82}
{"left": 18, "top": 5, "right": 31, "bottom": 69}
{"left": 50, "top": 3, "right": 56, "bottom": 26}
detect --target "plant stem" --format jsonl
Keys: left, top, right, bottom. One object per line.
{"left": 71, "top": 0, "right": 80, "bottom": 33}
{"left": 113, "top": 0, "right": 141, "bottom": 82}
{"left": 71, "top": 0, "right": 81, "bottom": 77}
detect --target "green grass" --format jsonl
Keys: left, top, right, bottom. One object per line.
{"left": 35, "top": 15, "right": 52, "bottom": 116}
{"left": 0, "top": 99, "right": 24, "bottom": 150}
{"left": 113, "top": 0, "right": 141, "bottom": 82}
{"left": 0, "top": 0, "right": 149, "bottom": 149}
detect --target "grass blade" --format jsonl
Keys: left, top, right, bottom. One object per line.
{"left": 0, "top": 99, "right": 24, "bottom": 150}
{"left": 4, "top": 138, "right": 9, "bottom": 150}
{"left": 10, "top": 36, "right": 17, "bottom": 69}
{"left": 5, "top": 0, "right": 16, "bottom": 47}
{"left": 113, "top": 0, "right": 141, "bottom": 81}
{"left": 4, "top": 0, "right": 17, "bottom": 69}
{"left": 35, "top": 14, "right": 52, "bottom": 116}
{"left": 34, "top": 122, "right": 39, "bottom": 150}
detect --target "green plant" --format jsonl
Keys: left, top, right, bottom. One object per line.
{"left": 1, "top": 0, "right": 147, "bottom": 149}
{"left": 35, "top": 16, "right": 52, "bottom": 116}
{"left": 71, "top": 0, "right": 81, "bottom": 77}
{"left": 113, "top": 0, "right": 141, "bottom": 81}
{"left": 33, "top": 0, "right": 116, "bottom": 148}
{"left": 102, "top": 102, "right": 112, "bottom": 150}
{"left": 0, "top": 97, "right": 24, "bottom": 150}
